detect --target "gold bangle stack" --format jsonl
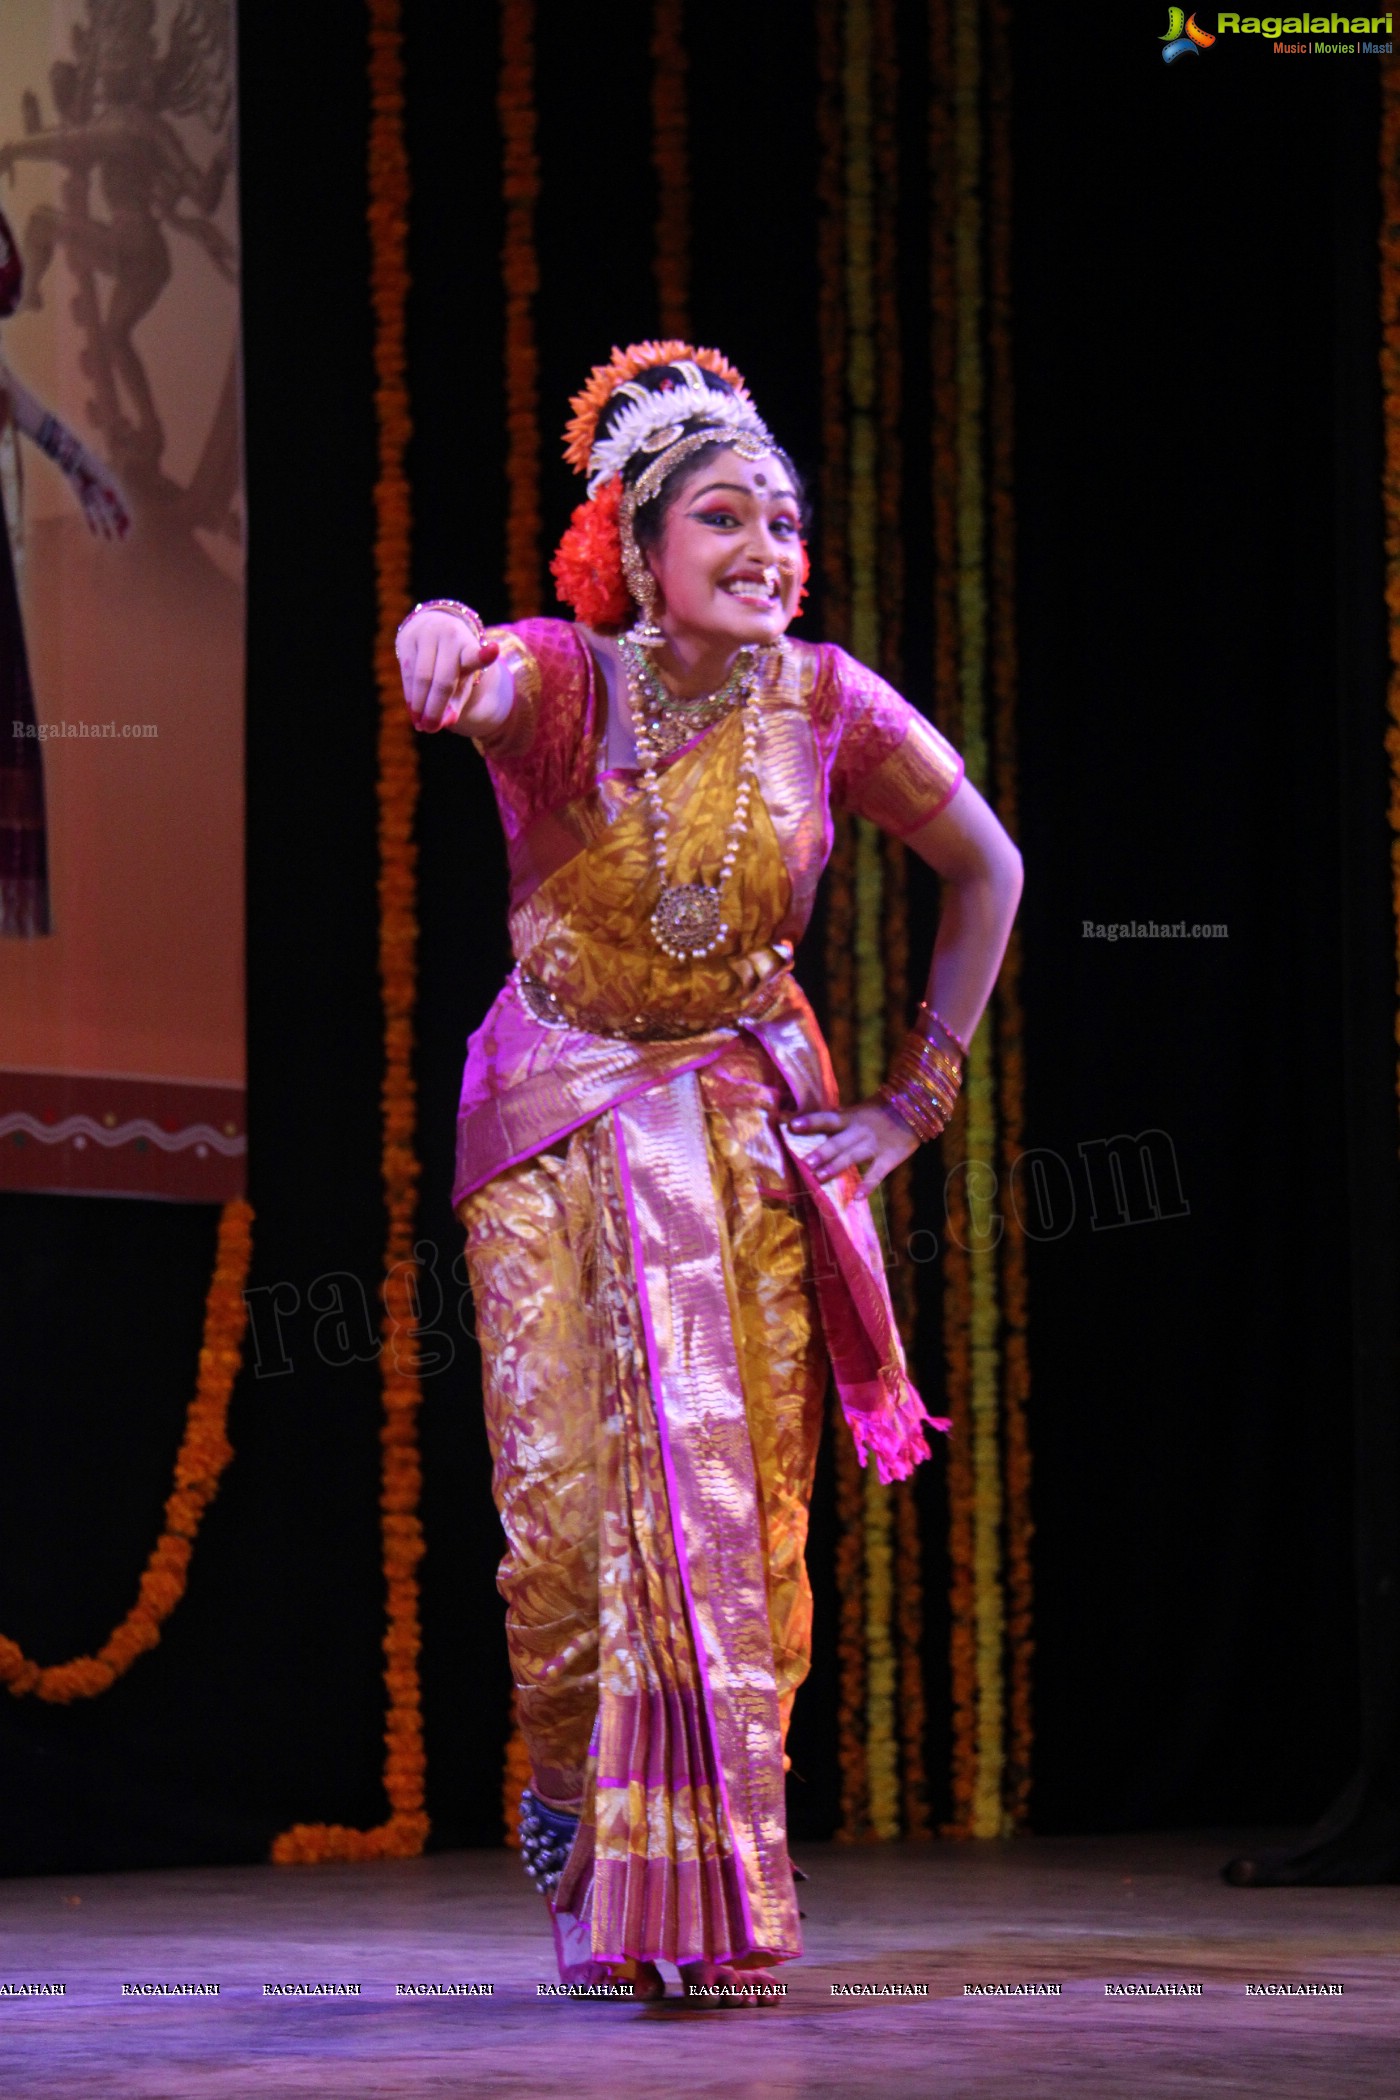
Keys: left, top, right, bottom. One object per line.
{"left": 914, "top": 1001, "right": 970, "bottom": 1061}
{"left": 396, "top": 597, "right": 485, "bottom": 648}
{"left": 878, "top": 1030, "right": 964, "bottom": 1144}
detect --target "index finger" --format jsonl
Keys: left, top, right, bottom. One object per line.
{"left": 415, "top": 634, "right": 471, "bottom": 730}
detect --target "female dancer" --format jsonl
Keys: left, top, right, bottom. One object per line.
{"left": 398, "top": 343, "right": 1022, "bottom": 1998}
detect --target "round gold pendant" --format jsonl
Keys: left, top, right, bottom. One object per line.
{"left": 651, "top": 883, "right": 724, "bottom": 958}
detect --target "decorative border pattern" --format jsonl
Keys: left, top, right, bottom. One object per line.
{"left": 0, "top": 1071, "right": 246, "bottom": 1201}
{"left": 0, "top": 1114, "right": 242, "bottom": 1155}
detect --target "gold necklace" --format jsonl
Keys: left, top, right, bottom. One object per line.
{"left": 619, "top": 633, "right": 766, "bottom": 960}
{"left": 620, "top": 636, "right": 759, "bottom": 760}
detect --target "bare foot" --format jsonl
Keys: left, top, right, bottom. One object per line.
{"left": 547, "top": 1899, "right": 661, "bottom": 1998}
{"left": 679, "top": 1961, "right": 782, "bottom": 2002}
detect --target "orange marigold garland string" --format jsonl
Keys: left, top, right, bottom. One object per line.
{"left": 651, "top": 0, "right": 691, "bottom": 338}
{"left": 273, "top": 0, "right": 428, "bottom": 1866}
{"left": 498, "top": 0, "right": 545, "bottom": 1846}
{"left": 500, "top": 0, "right": 544, "bottom": 621}
{"left": 1381, "top": 58, "right": 1400, "bottom": 1148}
{"left": 0, "top": 1198, "right": 252, "bottom": 1703}
{"left": 986, "top": 0, "right": 1033, "bottom": 1828}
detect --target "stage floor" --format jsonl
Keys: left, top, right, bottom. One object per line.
{"left": 0, "top": 1833, "right": 1394, "bottom": 2097}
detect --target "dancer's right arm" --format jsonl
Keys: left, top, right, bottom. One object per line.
{"left": 397, "top": 608, "right": 508, "bottom": 737}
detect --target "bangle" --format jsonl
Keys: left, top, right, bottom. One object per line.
{"left": 878, "top": 1030, "right": 964, "bottom": 1145}
{"left": 915, "top": 1002, "right": 970, "bottom": 1061}
{"left": 396, "top": 597, "right": 485, "bottom": 650}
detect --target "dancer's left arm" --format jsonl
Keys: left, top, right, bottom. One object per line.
{"left": 790, "top": 777, "right": 1023, "bottom": 1192}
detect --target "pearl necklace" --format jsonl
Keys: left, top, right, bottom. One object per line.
{"left": 619, "top": 633, "right": 766, "bottom": 961}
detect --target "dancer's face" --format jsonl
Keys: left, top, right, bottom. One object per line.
{"left": 646, "top": 450, "right": 803, "bottom": 651}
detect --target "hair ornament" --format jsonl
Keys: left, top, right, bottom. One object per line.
{"left": 549, "top": 472, "right": 633, "bottom": 630}
{"left": 563, "top": 340, "right": 757, "bottom": 478}
{"left": 582, "top": 362, "right": 773, "bottom": 496}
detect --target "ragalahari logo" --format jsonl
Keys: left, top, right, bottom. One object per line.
{"left": 1161, "top": 7, "right": 1218, "bottom": 55}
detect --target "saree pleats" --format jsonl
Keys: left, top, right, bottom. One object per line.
{"left": 462, "top": 1053, "right": 823, "bottom": 1965}
{"left": 463, "top": 1144, "right": 601, "bottom": 1815}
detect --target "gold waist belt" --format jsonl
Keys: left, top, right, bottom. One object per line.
{"left": 513, "top": 948, "right": 792, "bottom": 1044}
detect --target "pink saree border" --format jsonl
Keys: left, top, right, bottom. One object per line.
{"left": 611, "top": 1080, "right": 800, "bottom": 1965}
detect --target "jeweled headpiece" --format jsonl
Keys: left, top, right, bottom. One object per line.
{"left": 563, "top": 340, "right": 773, "bottom": 493}
{"left": 551, "top": 340, "right": 778, "bottom": 635}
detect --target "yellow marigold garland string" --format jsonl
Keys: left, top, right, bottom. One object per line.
{"left": 273, "top": 0, "right": 428, "bottom": 1865}
{"left": 931, "top": 0, "right": 1025, "bottom": 1841}
{"left": 871, "top": 0, "right": 931, "bottom": 1843}
{"left": 652, "top": 0, "right": 691, "bottom": 338}
{"left": 939, "top": 1109, "right": 978, "bottom": 1833}
{"left": 498, "top": 0, "right": 545, "bottom": 1850}
{"left": 953, "top": 0, "right": 1009, "bottom": 1845}
{"left": 820, "top": 0, "right": 940, "bottom": 1845}
{"left": 1381, "top": 59, "right": 1400, "bottom": 1148}
{"left": 816, "top": 0, "right": 869, "bottom": 1845}
{"left": 987, "top": 0, "right": 1033, "bottom": 1827}
{"left": 500, "top": 0, "right": 543, "bottom": 624}
{"left": 0, "top": 1198, "right": 252, "bottom": 1703}
{"left": 928, "top": 0, "right": 978, "bottom": 1839}
{"left": 844, "top": 0, "right": 902, "bottom": 1845}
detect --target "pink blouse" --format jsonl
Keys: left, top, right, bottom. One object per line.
{"left": 473, "top": 619, "right": 964, "bottom": 922}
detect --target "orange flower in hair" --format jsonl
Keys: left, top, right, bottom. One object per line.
{"left": 550, "top": 474, "right": 631, "bottom": 630}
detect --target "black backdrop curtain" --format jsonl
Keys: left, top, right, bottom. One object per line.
{"left": 0, "top": 5, "right": 1385, "bottom": 1873}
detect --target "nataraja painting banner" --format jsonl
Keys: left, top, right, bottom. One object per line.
{"left": 0, "top": 0, "right": 244, "bottom": 1201}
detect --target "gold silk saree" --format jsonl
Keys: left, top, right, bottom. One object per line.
{"left": 454, "top": 619, "right": 962, "bottom": 1969}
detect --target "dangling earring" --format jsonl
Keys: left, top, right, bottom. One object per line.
{"left": 619, "top": 482, "right": 666, "bottom": 648}
{"left": 630, "top": 572, "right": 665, "bottom": 650}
